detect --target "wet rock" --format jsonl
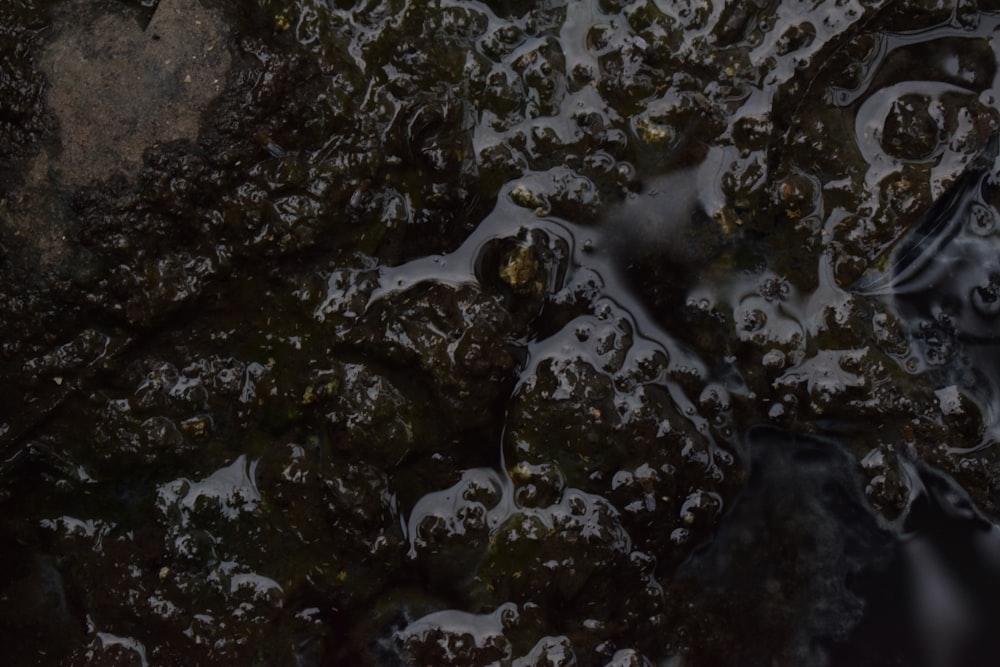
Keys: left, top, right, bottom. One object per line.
{"left": 0, "top": 2, "right": 51, "bottom": 178}
{"left": 347, "top": 282, "right": 519, "bottom": 423}
{"left": 5, "top": 0, "right": 1000, "bottom": 664}
{"left": 405, "top": 468, "right": 505, "bottom": 590}
{"left": 393, "top": 603, "right": 519, "bottom": 666}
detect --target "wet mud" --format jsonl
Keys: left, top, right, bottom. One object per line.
{"left": 3, "top": 0, "right": 1000, "bottom": 665}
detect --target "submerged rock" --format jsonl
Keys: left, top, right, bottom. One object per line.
{"left": 673, "top": 427, "right": 1000, "bottom": 667}
{"left": 671, "top": 427, "right": 895, "bottom": 666}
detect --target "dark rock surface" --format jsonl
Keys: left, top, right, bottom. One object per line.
{"left": 2, "top": 1, "right": 1000, "bottom": 665}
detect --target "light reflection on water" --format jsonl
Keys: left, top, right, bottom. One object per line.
{"left": 355, "top": 3, "right": 1000, "bottom": 659}
{"left": 9, "top": 0, "right": 1000, "bottom": 664}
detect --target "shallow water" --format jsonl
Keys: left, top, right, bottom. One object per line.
{"left": 4, "top": 0, "right": 1000, "bottom": 665}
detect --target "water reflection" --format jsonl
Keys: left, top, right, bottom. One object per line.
{"left": 8, "top": 0, "right": 1000, "bottom": 664}
{"left": 345, "top": 1, "right": 1000, "bottom": 660}
{"left": 856, "top": 137, "right": 1000, "bottom": 448}
{"left": 676, "top": 427, "right": 1000, "bottom": 667}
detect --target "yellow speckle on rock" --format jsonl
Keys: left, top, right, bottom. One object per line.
{"left": 509, "top": 461, "right": 532, "bottom": 483}
{"left": 635, "top": 117, "right": 673, "bottom": 145}
{"left": 510, "top": 183, "right": 546, "bottom": 213}
{"left": 499, "top": 245, "right": 544, "bottom": 296}
{"left": 180, "top": 416, "right": 209, "bottom": 438}
{"left": 713, "top": 205, "right": 743, "bottom": 235}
